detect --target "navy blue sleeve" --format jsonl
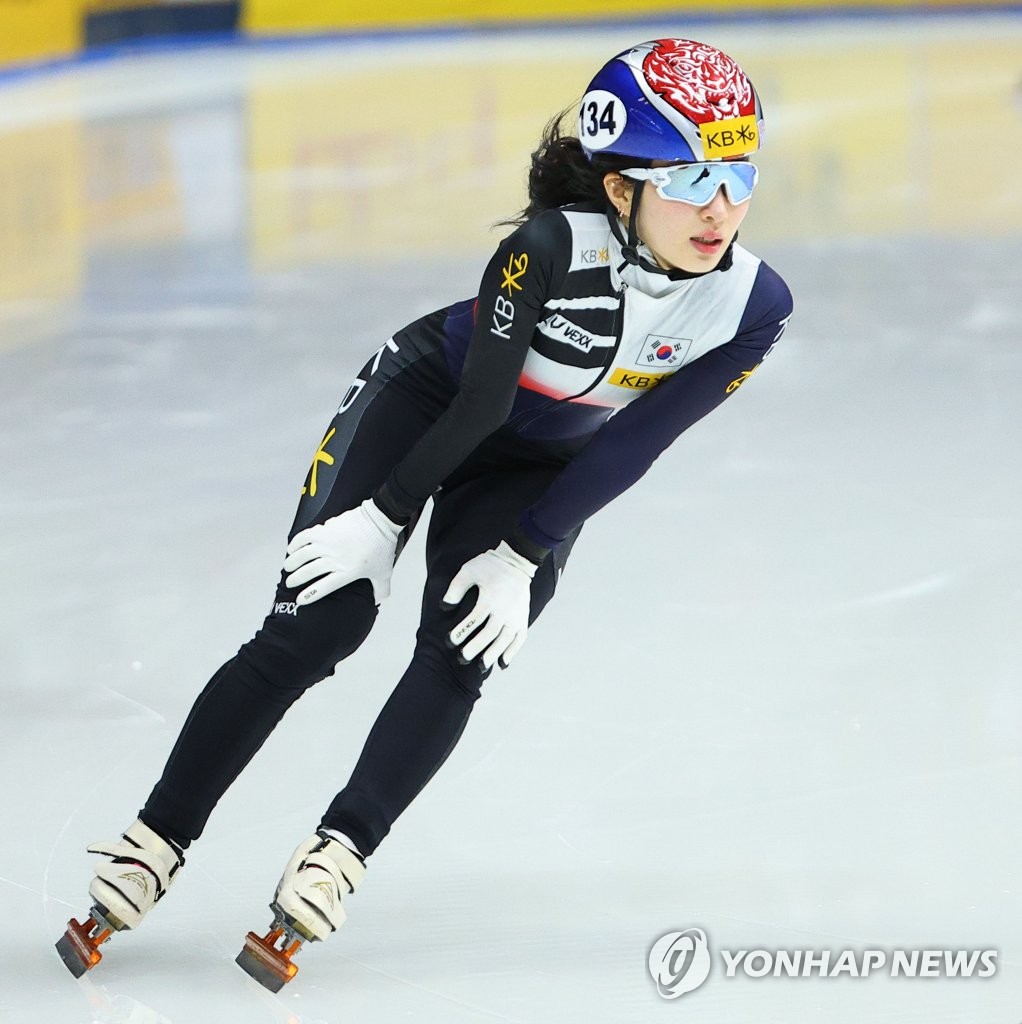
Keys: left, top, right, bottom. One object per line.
{"left": 516, "top": 262, "right": 793, "bottom": 551}
{"left": 374, "top": 211, "right": 570, "bottom": 522}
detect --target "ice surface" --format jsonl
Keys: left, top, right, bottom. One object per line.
{"left": 1, "top": 16, "right": 1020, "bottom": 1023}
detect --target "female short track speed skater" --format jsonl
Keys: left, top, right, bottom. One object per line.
{"left": 58, "top": 37, "right": 793, "bottom": 989}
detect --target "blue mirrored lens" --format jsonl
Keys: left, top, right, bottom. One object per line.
{"left": 658, "top": 163, "right": 758, "bottom": 204}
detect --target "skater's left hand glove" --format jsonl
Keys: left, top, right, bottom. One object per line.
{"left": 443, "top": 541, "right": 537, "bottom": 671}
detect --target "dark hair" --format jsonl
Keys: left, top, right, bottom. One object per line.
{"left": 501, "top": 107, "right": 642, "bottom": 226}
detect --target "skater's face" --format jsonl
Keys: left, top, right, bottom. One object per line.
{"left": 603, "top": 165, "right": 752, "bottom": 274}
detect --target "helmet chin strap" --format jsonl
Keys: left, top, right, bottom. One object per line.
{"left": 607, "top": 180, "right": 735, "bottom": 280}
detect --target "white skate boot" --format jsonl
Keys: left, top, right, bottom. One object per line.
{"left": 274, "top": 830, "right": 366, "bottom": 939}
{"left": 87, "top": 819, "right": 185, "bottom": 929}
{"left": 236, "top": 830, "right": 366, "bottom": 991}
{"left": 55, "top": 819, "right": 185, "bottom": 977}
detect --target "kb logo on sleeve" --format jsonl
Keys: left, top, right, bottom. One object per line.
{"left": 492, "top": 251, "right": 529, "bottom": 341}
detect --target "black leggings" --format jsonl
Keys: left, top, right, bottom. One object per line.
{"left": 140, "top": 338, "right": 580, "bottom": 857}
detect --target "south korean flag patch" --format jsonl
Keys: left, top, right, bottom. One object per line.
{"left": 634, "top": 334, "right": 692, "bottom": 369}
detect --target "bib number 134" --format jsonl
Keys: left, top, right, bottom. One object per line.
{"left": 578, "top": 90, "right": 627, "bottom": 149}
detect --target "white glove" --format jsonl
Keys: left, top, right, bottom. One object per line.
{"left": 443, "top": 541, "right": 538, "bottom": 671}
{"left": 284, "top": 498, "right": 402, "bottom": 606}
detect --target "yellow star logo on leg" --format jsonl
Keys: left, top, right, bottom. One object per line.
{"left": 302, "top": 427, "right": 336, "bottom": 497}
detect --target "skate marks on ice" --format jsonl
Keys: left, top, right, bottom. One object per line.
{"left": 0, "top": 871, "right": 77, "bottom": 911}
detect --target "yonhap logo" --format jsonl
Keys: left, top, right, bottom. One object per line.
{"left": 648, "top": 928, "right": 712, "bottom": 999}
{"left": 647, "top": 926, "right": 998, "bottom": 1000}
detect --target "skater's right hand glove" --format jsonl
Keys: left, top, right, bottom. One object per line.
{"left": 443, "top": 541, "right": 537, "bottom": 671}
{"left": 284, "top": 498, "right": 402, "bottom": 606}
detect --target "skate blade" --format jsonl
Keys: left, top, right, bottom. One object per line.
{"left": 55, "top": 915, "right": 113, "bottom": 977}
{"left": 235, "top": 925, "right": 305, "bottom": 992}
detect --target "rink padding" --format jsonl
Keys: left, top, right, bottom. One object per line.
{"left": 1, "top": 0, "right": 1019, "bottom": 75}
{"left": 84, "top": 1, "right": 239, "bottom": 47}
{"left": 242, "top": 0, "right": 1017, "bottom": 32}
{"left": 0, "top": 0, "right": 237, "bottom": 69}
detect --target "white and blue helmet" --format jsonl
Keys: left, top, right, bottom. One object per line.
{"left": 578, "top": 38, "right": 764, "bottom": 163}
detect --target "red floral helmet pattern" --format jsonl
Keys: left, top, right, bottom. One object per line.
{"left": 578, "top": 39, "right": 764, "bottom": 163}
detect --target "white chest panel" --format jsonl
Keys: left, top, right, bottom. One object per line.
{"left": 519, "top": 209, "right": 762, "bottom": 409}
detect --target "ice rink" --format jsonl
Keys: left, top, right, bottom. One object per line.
{"left": 2, "top": 14, "right": 1021, "bottom": 1023}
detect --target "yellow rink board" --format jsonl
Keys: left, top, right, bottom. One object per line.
{"left": 0, "top": 0, "right": 86, "bottom": 66}
{"left": 244, "top": 0, "right": 1002, "bottom": 33}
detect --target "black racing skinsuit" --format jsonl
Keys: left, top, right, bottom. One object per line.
{"left": 140, "top": 202, "right": 792, "bottom": 857}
